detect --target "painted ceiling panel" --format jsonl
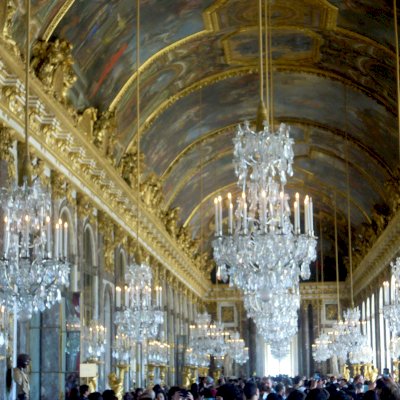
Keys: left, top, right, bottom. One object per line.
{"left": 52, "top": 0, "right": 213, "bottom": 109}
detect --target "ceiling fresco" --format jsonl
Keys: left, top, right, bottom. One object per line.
{"left": 10, "top": 0, "right": 400, "bottom": 280}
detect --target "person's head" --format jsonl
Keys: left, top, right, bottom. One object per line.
{"left": 305, "top": 389, "right": 328, "bottom": 400}
{"left": 135, "top": 388, "right": 144, "bottom": 400}
{"left": 169, "top": 386, "right": 182, "bottom": 400}
{"left": 293, "top": 377, "right": 304, "bottom": 388}
{"left": 102, "top": 389, "right": 117, "bottom": 400}
{"left": 140, "top": 390, "right": 156, "bottom": 400}
{"left": 287, "top": 390, "right": 306, "bottom": 400}
{"left": 265, "top": 379, "right": 273, "bottom": 390}
{"left": 80, "top": 384, "right": 90, "bottom": 397}
{"left": 88, "top": 393, "right": 103, "bottom": 400}
{"left": 156, "top": 392, "right": 166, "bottom": 400}
{"left": 353, "top": 376, "right": 364, "bottom": 385}
{"left": 276, "top": 383, "right": 285, "bottom": 396}
{"left": 16, "top": 353, "right": 30, "bottom": 369}
{"left": 244, "top": 382, "right": 259, "bottom": 400}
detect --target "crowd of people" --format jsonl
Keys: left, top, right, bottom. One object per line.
{"left": 67, "top": 373, "right": 400, "bottom": 400}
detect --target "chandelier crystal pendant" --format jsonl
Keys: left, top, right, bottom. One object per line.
{"left": 147, "top": 337, "right": 170, "bottom": 366}
{"left": 0, "top": 0, "right": 70, "bottom": 322}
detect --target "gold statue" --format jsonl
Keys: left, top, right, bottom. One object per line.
{"left": 108, "top": 372, "right": 123, "bottom": 400}
{"left": 342, "top": 364, "right": 350, "bottom": 381}
{"left": 0, "top": 0, "right": 18, "bottom": 53}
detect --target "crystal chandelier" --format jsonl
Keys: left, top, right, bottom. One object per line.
{"left": 390, "top": 336, "right": 400, "bottom": 359}
{"left": 112, "top": 328, "right": 132, "bottom": 364}
{"left": 147, "top": 338, "right": 170, "bottom": 366}
{"left": 383, "top": 258, "right": 400, "bottom": 334}
{"left": 211, "top": 1, "right": 317, "bottom": 349}
{"left": 270, "top": 341, "right": 290, "bottom": 361}
{"left": 114, "top": 260, "right": 163, "bottom": 343}
{"left": 312, "top": 332, "right": 333, "bottom": 363}
{"left": 0, "top": 0, "right": 69, "bottom": 321}
{"left": 208, "top": 321, "right": 228, "bottom": 358}
{"left": 226, "top": 331, "right": 249, "bottom": 365}
{"left": 85, "top": 319, "right": 107, "bottom": 361}
{"left": 348, "top": 333, "right": 373, "bottom": 364}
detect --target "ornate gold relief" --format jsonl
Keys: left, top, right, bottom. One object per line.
{"left": 31, "top": 38, "right": 77, "bottom": 104}
{"left": 0, "top": 124, "right": 15, "bottom": 179}
{"left": 76, "top": 192, "right": 95, "bottom": 225}
{"left": 77, "top": 107, "right": 97, "bottom": 138}
{"left": 93, "top": 110, "right": 117, "bottom": 165}
{"left": 118, "top": 143, "right": 144, "bottom": 188}
{"left": 140, "top": 172, "right": 164, "bottom": 218}
{"left": 0, "top": 0, "right": 18, "bottom": 54}
{"left": 31, "top": 157, "right": 50, "bottom": 187}
{"left": 50, "top": 170, "right": 65, "bottom": 200}
{"left": 98, "top": 211, "right": 115, "bottom": 274}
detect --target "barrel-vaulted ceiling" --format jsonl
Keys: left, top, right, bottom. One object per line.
{"left": 12, "top": 0, "right": 399, "bottom": 281}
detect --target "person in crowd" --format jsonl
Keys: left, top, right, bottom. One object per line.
{"left": 102, "top": 389, "right": 118, "bottom": 400}
{"left": 134, "top": 388, "right": 144, "bottom": 400}
{"left": 275, "top": 383, "right": 286, "bottom": 400}
{"left": 13, "top": 353, "right": 31, "bottom": 400}
{"left": 69, "top": 387, "right": 80, "bottom": 400}
{"left": 243, "top": 381, "right": 259, "bottom": 400}
{"left": 88, "top": 393, "right": 103, "bottom": 400}
{"left": 79, "top": 384, "right": 90, "bottom": 400}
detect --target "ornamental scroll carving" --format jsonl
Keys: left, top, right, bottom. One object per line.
{"left": 31, "top": 38, "right": 76, "bottom": 104}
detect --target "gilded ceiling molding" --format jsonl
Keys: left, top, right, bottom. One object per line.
{"left": 0, "top": 123, "right": 15, "bottom": 179}
{"left": 335, "top": 27, "right": 395, "bottom": 58}
{"left": 352, "top": 208, "right": 400, "bottom": 298}
{"left": 42, "top": 0, "right": 77, "bottom": 42}
{"left": 0, "top": 43, "right": 209, "bottom": 297}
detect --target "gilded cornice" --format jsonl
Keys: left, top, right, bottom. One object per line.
{"left": 0, "top": 43, "right": 210, "bottom": 297}
{"left": 300, "top": 282, "right": 347, "bottom": 301}
{"left": 352, "top": 206, "right": 400, "bottom": 299}
{"left": 206, "top": 282, "right": 347, "bottom": 302}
